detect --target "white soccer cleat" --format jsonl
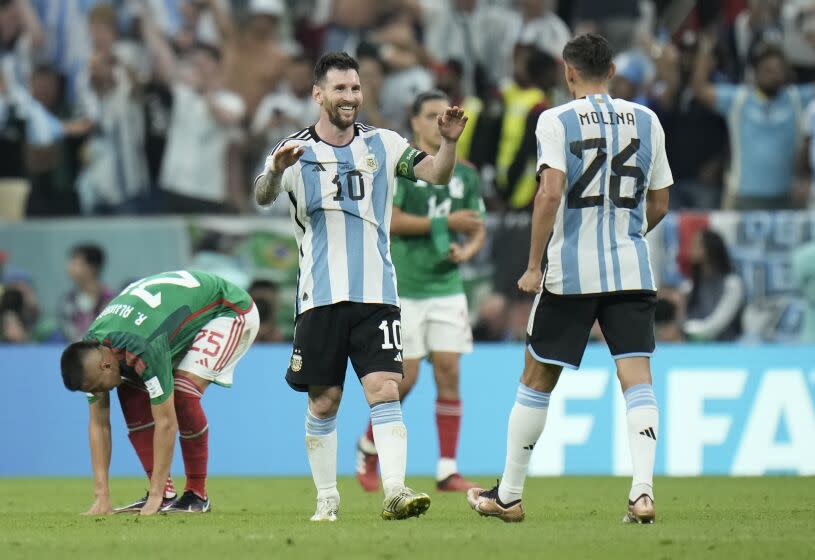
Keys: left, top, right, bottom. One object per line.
{"left": 310, "top": 497, "right": 339, "bottom": 522}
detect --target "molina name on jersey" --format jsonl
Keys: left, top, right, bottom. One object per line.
{"left": 269, "top": 123, "right": 427, "bottom": 315}
{"left": 536, "top": 94, "right": 673, "bottom": 295}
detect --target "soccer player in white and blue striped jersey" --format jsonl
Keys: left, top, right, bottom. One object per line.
{"left": 254, "top": 52, "right": 468, "bottom": 522}
{"left": 467, "top": 34, "right": 672, "bottom": 524}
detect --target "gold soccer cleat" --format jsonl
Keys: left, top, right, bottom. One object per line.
{"left": 466, "top": 484, "right": 525, "bottom": 523}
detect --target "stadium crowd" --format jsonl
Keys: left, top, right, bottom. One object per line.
{"left": 2, "top": 0, "right": 815, "bottom": 344}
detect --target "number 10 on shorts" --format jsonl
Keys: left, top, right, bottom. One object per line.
{"left": 379, "top": 320, "right": 402, "bottom": 350}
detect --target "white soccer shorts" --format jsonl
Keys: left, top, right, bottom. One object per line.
{"left": 400, "top": 294, "right": 473, "bottom": 360}
{"left": 176, "top": 304, "right": 260, "bottom": 387}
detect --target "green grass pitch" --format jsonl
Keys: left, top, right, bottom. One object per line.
{"left": 1, "top": 477, "right": 812, "bottom": 559}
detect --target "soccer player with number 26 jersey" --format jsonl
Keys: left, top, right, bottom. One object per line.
{"left": 467, "top": 34, "right": 672, "bottom": 524}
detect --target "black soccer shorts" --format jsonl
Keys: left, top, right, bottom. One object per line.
{"left": 526, "top": 290, "right": 656, "bottom": 369}
{"left": 285, "top": 302, "right": 404, "bottom": 392}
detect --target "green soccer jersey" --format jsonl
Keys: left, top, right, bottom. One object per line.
{"left": 85, "top": 270, "right": 253, "bottom": 404}
{"left": 391, "top": 160, "right": 485, "bottom": 298}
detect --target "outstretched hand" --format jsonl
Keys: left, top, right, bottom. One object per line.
{"left": 270, "top": 144, "right": 305, "bottom": 173}
{"left": 437, "top": 106, "right": 468, "bottom": 142}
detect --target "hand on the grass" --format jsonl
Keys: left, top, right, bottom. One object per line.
{"left": 517, "top": 268, "right": 543, "bottom": 294}
{"left": 139, "top": 495, "right": 163, "bottom": 516}
{"left": 82, "top": 496, "right": 112, "bottom": 515}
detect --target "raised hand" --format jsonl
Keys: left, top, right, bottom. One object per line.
{"left": 437, "top": 106, "right": 468, "bottom": 142}
{"left": 270, "top": 143, "right": 305, "bottom": 173}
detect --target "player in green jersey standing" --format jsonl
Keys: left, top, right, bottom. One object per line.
{"left": 356, "top": 90, "right": 486, "bottom": 492}
{"left": 60, "top": 270, "right": 259, "bottom": 515}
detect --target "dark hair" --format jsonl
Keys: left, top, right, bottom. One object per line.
{"left": 411, "top": 89, "right": 449, "bottom": 117}
{"left": 60, "top": 341, "right": 101, "bottom": 391}
{"left": 750, "top": 42, "right": 786, "bottom": 69}
{"left": 445, "top": 59, "right": 464, "bottom": 78}
{"left": 70, "top": 244, "right": 105, "bottom": 273}
{"left": 314, "top": 52, "right": 359, "bottom": 84}
{"left": 192, "top": 41, "right": 222, "bottom": 62}
{"left": 562, "top": 33, "right": 614, "bottom": 81}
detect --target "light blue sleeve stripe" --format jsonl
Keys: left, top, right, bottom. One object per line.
{"left": 332, "top": 145, "right": 365, "bottom": 302}
{"left": 20, "top": 92, "right": 64, "bottom": 146}
{"left": 301, "top": 146, "right": 333, "bottom": 305}
{"left": 558, "top": 109, "right": 583, "bottom": 294}
{"left": 632, "top": 108, "right": 654, "bottom": 290}
{"left": 603, "top": 95, "right": 623, "bottom": 291}
{"left": 588, "top": 96, "right": 609, "bottom": 293}
{"left": 366, "top": 133, "right": 398, "bottom": 305}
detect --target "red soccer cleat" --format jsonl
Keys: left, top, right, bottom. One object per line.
{"left": 355, "top": 437, "right": 380, "bottom": 492}
{"left": 436, "top": 473, "right": 478, "bottom": 492}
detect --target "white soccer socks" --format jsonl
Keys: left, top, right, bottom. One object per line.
{"left": 370, "top": 401, "right": 408, "bottom": 497}
{"left": 305, "top": 409, "right": 339, "bottom": 503}
{"left": 498, "top": 385, "right": 550, "bottom": 504}
{"left": 623, "top": 384, "right": 659, "bottom": 502}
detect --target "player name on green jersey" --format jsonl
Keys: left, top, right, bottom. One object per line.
{"left": 85, "top": 270, "right": 252, "bottom": 404}
{"left": 391, "top": 160, "right": 484, "bottom": 299}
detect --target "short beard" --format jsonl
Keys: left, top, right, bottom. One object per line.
{"left": 327, "top": 105, "right": 357, "bottom": 130}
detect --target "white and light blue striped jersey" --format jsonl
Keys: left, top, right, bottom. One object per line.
{"left": 269, "top": 123, "right": 426, "bottom": 315}
{"left": 536, "top": 94, "right": 673, "bottom": 295}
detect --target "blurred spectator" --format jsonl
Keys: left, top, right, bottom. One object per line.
{"left": 0, "top": 0, "right": 45, "bottom": 90}
{"left": 0, "top": 268, "right": 61, "bottom": 342}
{"left": 725, "top": 0, "right": 783, "bottom": 80}
{"left": 219, "top": 0, "right": 289, "bottom": 116}
{"left": 248, "top": 279, "right": 282, "bottom": 342}
{"left": 250, "top": 53, "right": 319, "bottom": 162}
{"left": 683, "top": 229, "right": 744, "bottom": 342}
{"left": 693, "top": 39, "right": 815, "bottom": 210}
{"left": 572, "top": 0, "right": 640, "bottom": 54}
{"left": 781, "top": 1, "right": 815, "bottom": 83}
{"left": 792, "top": 242, "right": 815, "bottom": 342}
{"left": 140, "top": 3, "right": 247, "bottom": 213}
{"left": 654, "top": 298, "right": 684, "bottom": 342}
{"left": 356, "top": 51, "right": 396, "bottom": 130}
{"left": 32, "top": 0, "right": 110, "bottom": 99}
{"left": 74, "top": 47, "right": 149, "bottom": 214}
{"left": 0, "top": 69, "right": 66, "bottom": 219}
{"left": 504, "top": 47, "right": 559, "bottom": 209}
{"left": 514, "top": 0, "right": 571, "bottom": 60}
{"left": 189, "top": 231, "right": 250, "bottom": 289}
{"left": 609, "top": 49, "right": 653, "bottom": 104}
{"left": 434, "top": 59, "right": 485, "bottom": 164}
{"left": 651, "top": 31, "right": 728, "bottom": 210}
{"left": 492, "top": 44, "right": 547, "bottom": 205}
{"left": 61, "top": 243, "right": 114, "bottom": 342}
{"left": 422, "top": 0, "right": 519, "bottom": 97}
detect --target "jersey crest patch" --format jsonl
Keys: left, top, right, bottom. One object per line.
{"left": 363, "top": 154, "right": 378, "bottom": 173}
{"left": 290, "top": 351, "right": 303, "bottom": 372}
{"left": 144, "top": 376, "right": 164, "bottom": 400}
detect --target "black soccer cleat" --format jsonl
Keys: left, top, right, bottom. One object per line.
{"left": 160, "top": 490, "right": 211, "bottom": 514}
{"left": 113, "top": 492, "right": 177, "bottom": 514}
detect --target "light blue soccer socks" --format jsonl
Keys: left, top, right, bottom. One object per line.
{"left": 498, "top": 385, "right": 551, "bottom": 504}
{"left": 305, "top": 409, "right": 339, "bottom": 502}
{"left": 624, "top": 384, "right": 659, "bottom": 501}
{"left": 370, "top": 401, "right": 408, "bottom": 497}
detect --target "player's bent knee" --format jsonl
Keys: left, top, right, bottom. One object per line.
{"left": 307, "top": 386, "right": 343, "bottom": 417}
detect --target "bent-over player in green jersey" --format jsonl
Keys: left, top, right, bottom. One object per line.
{"left": 60, "top": 270, "right": 259, "bottom": 515}
{"left": 356, "top": 90, "right": 486, "bottom": 493}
